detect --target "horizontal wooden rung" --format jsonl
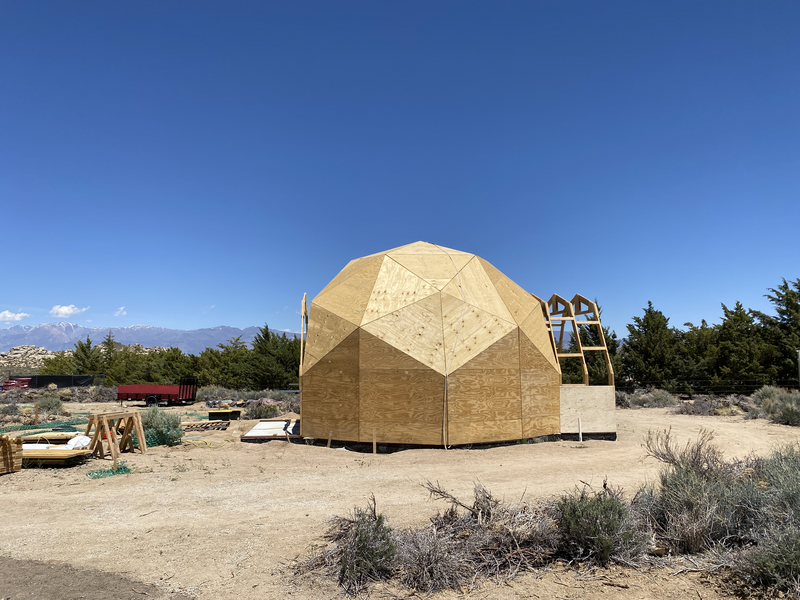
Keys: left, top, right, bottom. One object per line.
{"left": 575, "top": 321, "right": 600, "bottom": 325}
{"left": 582, "top": 346, "right": 607, "bottom": 351}
{"left": 558, "top": 353, "right": 584, "bottom": 358}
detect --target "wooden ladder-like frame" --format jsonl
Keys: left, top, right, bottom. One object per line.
{"left": 545, "top": 294, "right": 614, "bottom": 386}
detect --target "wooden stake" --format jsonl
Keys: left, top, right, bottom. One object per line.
{"left": 578, "top": 418, "right": 583, "bottom": 443}
{"left": 33, "top": 404, "right": 39, "bottom": 426}
{"left": 372, "top": 428, "right": 376, "bottom": 455}
{"left": 327, "top": 431, "right": 332, "bottom": 448}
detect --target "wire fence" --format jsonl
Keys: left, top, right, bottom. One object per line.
{"left": 616, "top": 378, "right": 800, "bottom": 396}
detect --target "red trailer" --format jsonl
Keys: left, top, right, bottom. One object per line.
{"left": 2, "top": 378, "right": 31, "bottom": 391}
{"left": 117, "top": 377, "right": 198, "bottom": 406}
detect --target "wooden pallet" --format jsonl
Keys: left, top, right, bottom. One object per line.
{"left": 181, "top": 420, "right": 230, "bottom": 432}
{"left": 1, "top": 434, "right": 23, "bottom": 475}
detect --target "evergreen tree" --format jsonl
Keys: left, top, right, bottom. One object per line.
{"left": 753, "top": 278, "right": 800, "bottom": 383}
{"left": 679, "top": 320, "right": 718, "bottom": 383}
{"left": 714, "top": 302, "right": 778, "bottom": 383}
{"left": 619, "top": 302, "right": 681, "bottom": 387}
{"left": 39, "top": 351, "right": 77, "bottom": 375}
{"left": 73, "top": 336, "right": 104, "bottom": 375}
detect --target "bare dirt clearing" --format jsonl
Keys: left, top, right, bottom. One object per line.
{"left": 2, "top": 404, "right": 798, "bottom": 599}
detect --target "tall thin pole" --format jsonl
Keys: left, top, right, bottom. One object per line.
{"left": 797, "top": 349, "right": 799, "bottom": 390}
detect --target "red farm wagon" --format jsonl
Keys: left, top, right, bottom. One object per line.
{"left": 117, "top": 377, "right": 198, "bottom": 406}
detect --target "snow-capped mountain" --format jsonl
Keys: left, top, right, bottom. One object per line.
{"left": 0, "top": 322, "right": 299, "bottom": 354}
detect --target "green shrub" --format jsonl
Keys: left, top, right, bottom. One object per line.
{"left": 556, "top": 485, "right": 648, "bottom": 565}
{"left": 734, "top": 525, "right": 800, "bottom": 594}
{"left": 754, "top": 385, "right": 783, "bottom": 405}
{"left": 0, "top": 403, "right": 18, "bottom": 416}
{"left": 326, "top": 496, "right": 397, "bottom": 594}
{"left": 245, "top": 403, "right": 280, "bottom": 420}
{"left": 38, "top": 395, "right": 64, "bottom": 415}
{"left": 139, "top": 406, "right": 182, "bottom": 447}
{"left": 629, "top": 388, "right": 677, "bottom": 408}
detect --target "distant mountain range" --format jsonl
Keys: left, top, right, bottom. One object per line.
{"left": 0, "top": 322, "right": 299, "bottom": 354}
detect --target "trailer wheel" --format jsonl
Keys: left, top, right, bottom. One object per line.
{"left": 145, "top": 395, "right": 159, "bottom": 406}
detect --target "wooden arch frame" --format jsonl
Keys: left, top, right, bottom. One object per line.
{"left": 543, "top": 294, "right": 614, "bottom": 386}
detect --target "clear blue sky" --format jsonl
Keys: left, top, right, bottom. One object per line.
{"left": 2, "top": 1, "right": 798, "bottom": 339}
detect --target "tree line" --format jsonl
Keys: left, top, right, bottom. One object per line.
{"left": 39, "top": 278, "right": 799, "bottom": 394}
{"left": 39, "top": 324, "right": 301, "bottom": 391}
{"left": 617, "top": 278, "right": 800, "bottom": 392}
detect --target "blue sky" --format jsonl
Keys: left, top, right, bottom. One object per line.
{"left": 1, "top": 1, "right": 798, "bottom": 339}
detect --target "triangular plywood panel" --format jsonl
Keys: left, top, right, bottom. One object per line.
{"left": 476, "top": 257, "right": 505, "bottom": 285}
{"left": 442, "top": 257, "right": 514, "bottom": 322}
{"left": 390, "top": 253, "right": 473, "bottom": 290}
{"left": 493, "top": 276, "right": 538, "bottom": 326}
{"left": 362, "top": 293, "right": 446, "bottom": 374}
{"left": 455, "top": 329, "right": 520, "bottom": 371}
{"left": 303, "top": 303, "right": 358, "bottom": 372}
{"left": 361, "top": 257, "right": 438, "bottom": 325}
{"left": 441, "top": 294, "right": 516, "bottom": 374}
{"left": 318, "top": 254, "right": 382, "bottom": 297}
{"left": 519, "top": 309, "right": 559, "bottom": 372}
{"left": 519, "top": 334, "right": 559, "bottom": 373}
{"left": 314, "top": 256, "right": 385, "bottom": 326}
{"left": 359, "top": 330, "right": 431, "bottom": 370}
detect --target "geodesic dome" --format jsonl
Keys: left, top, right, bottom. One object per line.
{"left": 300, "top": 241, "right": 562, "bottom": 446}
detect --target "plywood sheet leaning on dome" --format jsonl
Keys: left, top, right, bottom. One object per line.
{"left": 300, "top": 241, "right": 570, "bottom": 446}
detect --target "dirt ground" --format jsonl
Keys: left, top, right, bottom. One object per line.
{"left": 2, "top": 403, "right": 799, "bottom": 600}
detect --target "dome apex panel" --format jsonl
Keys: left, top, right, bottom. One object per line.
{"left": 389, "top": 253, "right": 473, "bottom": 290}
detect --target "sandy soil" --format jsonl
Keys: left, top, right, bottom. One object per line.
{"left": 2, "top": 403, "right": 799, "bottom": 600}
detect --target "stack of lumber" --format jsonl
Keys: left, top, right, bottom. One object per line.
{"left": 1, "top": 434, "right": 23, "bottom": 474}
{"left": 20, "top": 446, "right": 92, "bottom": 467}
{"left": 181, "top": 420, "right": 230, "bottom": 432}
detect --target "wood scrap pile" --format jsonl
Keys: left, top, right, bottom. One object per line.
{"left": 181, "top": 420, "right": 230, "bottom": 432}
{"left": 1, "top": 434, "right": 23, "bottom": 474}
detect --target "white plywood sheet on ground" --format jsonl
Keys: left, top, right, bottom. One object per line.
{"left": 242, "top": 419, "right": 301, "bottom": 441}
{"left": 560, "top": 385, "right": 616, "bottom": 434}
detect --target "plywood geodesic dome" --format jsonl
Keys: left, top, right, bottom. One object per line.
{"left": 300, "top": 241, "right": 562, "bottom": 446}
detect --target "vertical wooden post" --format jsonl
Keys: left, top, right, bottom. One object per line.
{"left": 372, "top": 428, "right": 376, "bottom": 455}
{"left": 33, "top": 404, "right": 39, "bottom": 425}
{"left": 578, "top": 418, "right": 583, "bottom": 443}
{"left": 327, "top": 431, "right": 332, "bottom": 448}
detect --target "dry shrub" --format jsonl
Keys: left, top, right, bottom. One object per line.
{"left": 297, "top": 495, "right": 396, "bottom": 595}
{"left": 244, "top": 402, "right": 280, "bottom": 420}
{"left": 556, "top": 482, "right": 649, "bottom": 565}
{"left": 38, "top": 395, "right": 64, "bottom": 415}
{"left": 629, "top": 388, "right": 677, "bottom": 408}
{"left": 406, "top": 481, "right": 558, "bottom": 591}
